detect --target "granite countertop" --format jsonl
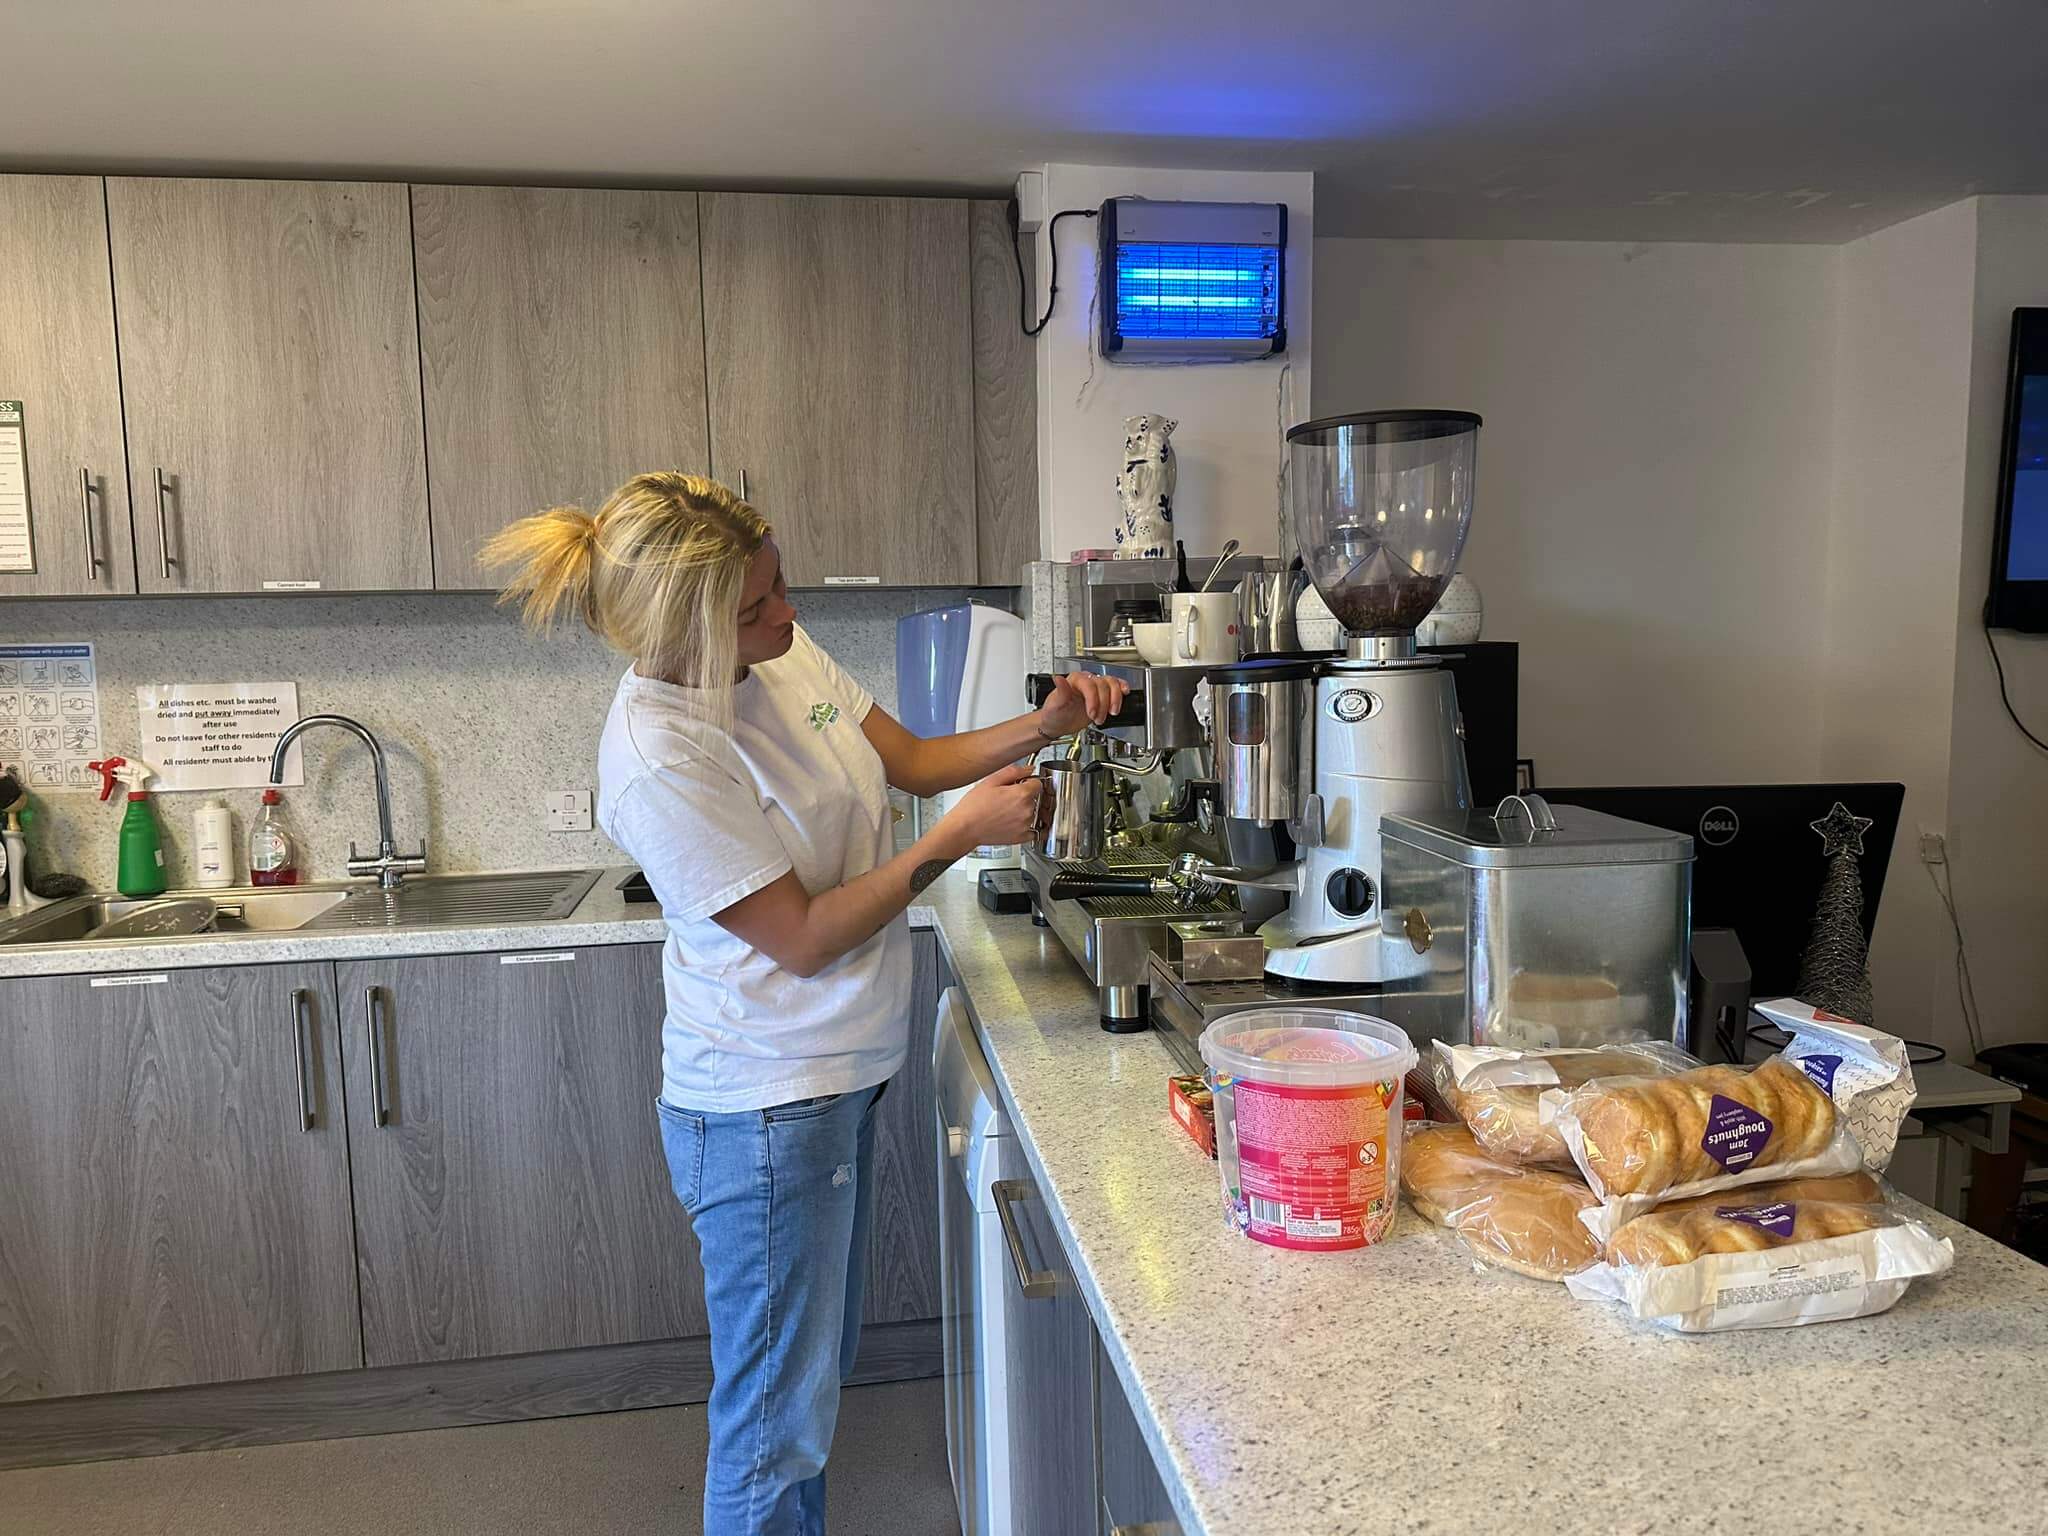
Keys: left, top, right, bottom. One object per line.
{"left": 0, "top": 868, "right": 673, "bottom": 979}
{"left": 915, "top": 868, "right": 2048, "bottom": 1536}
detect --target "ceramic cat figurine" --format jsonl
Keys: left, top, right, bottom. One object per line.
{"left": 1115, "top": 413, "right": 1177, "bottom": 558}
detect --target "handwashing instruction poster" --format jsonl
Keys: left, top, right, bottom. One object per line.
{"left": 0, "top": 642, "right": 101, "bottom": 792}
{"left": 137, "top": 681, "right": 306, "bottom": 791}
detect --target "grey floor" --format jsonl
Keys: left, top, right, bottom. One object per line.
{"left": 0, "top": 1378, "right": 960, "bottom": 1536}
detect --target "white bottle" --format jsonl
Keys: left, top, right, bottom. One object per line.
{"left": 194, "top": 798, "right": 235, "bottom": 889}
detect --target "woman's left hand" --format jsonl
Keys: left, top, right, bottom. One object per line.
{"left": 1036, "top": 672, "right": 1130, "bottom": 739}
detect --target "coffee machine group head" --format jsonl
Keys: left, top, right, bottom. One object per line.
{"left": 1222, "top": 410, "right": 1483, "bottom": 984}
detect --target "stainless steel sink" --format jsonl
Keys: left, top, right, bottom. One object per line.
{"left": 303, "top": 870, "right": 601, "bottom": 931}
{"left": 0, "top": 869, "right": 602, "bottom": 948}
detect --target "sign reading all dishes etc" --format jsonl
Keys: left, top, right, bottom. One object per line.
{"left": 136, "top": 681, "right": 307, "bottom": 791}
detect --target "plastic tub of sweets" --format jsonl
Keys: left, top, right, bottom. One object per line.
{"left": 1199, "top": 1009, "right": 1418, "bottom": 1252}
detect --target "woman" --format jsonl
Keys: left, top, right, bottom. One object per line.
{"left": 486, "top": 472, "right": 1123, "bottom": 1535}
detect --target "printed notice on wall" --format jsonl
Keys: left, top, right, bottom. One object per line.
{"left": 136, "top": 681, "right": 306, "bottom": 791}
{"left": 0, "top": 401, "right": 32, "bottom": 574}
{"left": 0, "top": 643, "right": 102, "bottom": 792}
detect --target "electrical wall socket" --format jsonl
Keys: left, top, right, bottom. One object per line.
{"left": 1919, "top": 827, "right": 1948, "bottom": 865}
{"left": 545, "top": 789, "right": 593, "bottom": 834}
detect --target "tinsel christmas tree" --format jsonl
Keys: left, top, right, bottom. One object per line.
{"left": 1795, "top": 800, "right": 1877, "bottom": 1025}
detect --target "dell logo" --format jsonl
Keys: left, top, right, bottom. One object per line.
{"left": 1699, "top": 806, "right": 1741, "bottom": 847}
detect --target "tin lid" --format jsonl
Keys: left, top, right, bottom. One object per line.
{"left": 1381, "top": 795, "right": 1694, "bottom": 868}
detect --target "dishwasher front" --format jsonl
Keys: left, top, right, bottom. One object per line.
{"left": 935, "top": 985, "right": 1023, "bottom": 1536}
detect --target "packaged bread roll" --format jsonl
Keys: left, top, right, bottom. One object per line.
{"left": 1400, "top": 1124, "right": 1601, "bottom": 1281}
{"left": 1567, "top": 1187, "right": 1954, "bottom": 1332}
{"left": 1431, "top": 1040, "right": 1694, "bottom": 1167}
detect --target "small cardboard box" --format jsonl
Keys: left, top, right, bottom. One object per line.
{"left": 1168, "top": 1074, "right": 1216, "bottom": 1158}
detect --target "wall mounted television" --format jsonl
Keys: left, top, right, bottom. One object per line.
{"left": 1989, "top": 307, "right": 2048, "bottom": 632}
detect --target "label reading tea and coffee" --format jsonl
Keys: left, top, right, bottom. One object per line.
{"left": 1702, "top": 1094, "right": 1774, "bottom": 1172}
{"left": 1715, "top": 1201, "right": 1798, "bottom": 1238}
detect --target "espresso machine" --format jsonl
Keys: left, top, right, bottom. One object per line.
{"left": 1137, "top": 411, "right": 1486, "bottom": 1065}
{"left": 1017, "top": 548, "right": 1293, "bottom": 1030}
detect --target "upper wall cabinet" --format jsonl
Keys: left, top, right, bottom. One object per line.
{"left": 412, "top": 186, "right": 712, "bottom": 590}
{"left": 968, "top": 199, "right": 1040, "bottom": 586}
{"left": 107, "top": 178, "right": 431, "bottom": 594}
{"left": 700, "top": 194, "right": 977, "bottom": 588}
{"left": 0, "top": 176, "right": 136, "bottom": 598}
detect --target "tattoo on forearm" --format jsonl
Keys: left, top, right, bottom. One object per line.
{"left": 910, "top": 858, "right": 951, "bottom": 894}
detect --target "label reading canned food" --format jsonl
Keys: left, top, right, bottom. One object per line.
{"left": 1230, "top": 1077, "right": 1398, "bottom": 1252}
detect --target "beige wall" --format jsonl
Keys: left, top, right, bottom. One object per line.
{"left": 1946, "top": 197, "right": 2048, "bottom": 1048}
{"left": 1314, "top": 207, "right": 2048, "bottom": 1055}
{"left": 1032, "top": 165, "right": 1313, "bottom": 563}
{"left": 1313, "top": 236, "right": 1838, "bottom": 787}
{"left": 1822, "top": 200, "right": 1980, "bottom": 1041}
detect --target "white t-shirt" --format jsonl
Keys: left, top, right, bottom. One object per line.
{"left": 596, "top": 626, "right": 911, "bottom": 1112}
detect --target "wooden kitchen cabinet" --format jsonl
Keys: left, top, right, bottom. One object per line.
{"left": 1000, "top": 1173, "right": 1099, "bottom": 1536}
{"left": 106, "top": 177, "right": 430, "bottom": 594}
{"left": 335, "top": 945, "right": 710, "bottom": 1366}
{"left": 700, "top": 192, "right": 977, "bottom": 588}
{"left": 0, "top": 964, "right": 361, "bottom": 1401}
{"left": 0, "top": 175, "right": 136, "bottom": 598}
{"left": 968, "top": 198, "right": 1041, "bottom": 585}
{"left": 1097, "top": 1334, "right": 1181, "bottom": 1535}
{"left": 411, "top": 185, "right": 712, "bottom": 589}
{"left": 863, "top": 928, "right": 945, "bottom": 1324}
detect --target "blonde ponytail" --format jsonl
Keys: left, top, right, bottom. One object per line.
{"left": 483, "top": 504, "right": 602, "bottom": 631}
{"left": 483, "top": 473, "right": 772, "bottom": 697}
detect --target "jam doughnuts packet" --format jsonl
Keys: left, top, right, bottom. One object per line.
{"left": 1752, "top": 999, "right": 1917, "bottom": 1172}
{"left": 1555, "top": 1053, "right": 1873, "bottom": 1241}
{"left": 1565, "top": 1179, "right": 1953, "bottom": 1332}
{"left": 1428, "top": 1039, "right": 1697, "bottom": 1168}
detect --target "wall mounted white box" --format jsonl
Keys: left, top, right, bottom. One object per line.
{"left": 545, "top": 790, "right": 593, "bottom": 833}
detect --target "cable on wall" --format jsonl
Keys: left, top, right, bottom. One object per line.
{"left": 1984, "top": 622, "right": 2048, "bottom": 755}
{"left": 1010, "top": 202, "right": 1099, "bottom": 338}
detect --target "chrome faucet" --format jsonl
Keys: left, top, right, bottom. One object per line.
{"left": 269, "top": 714, "right": 429, "bottom": 890}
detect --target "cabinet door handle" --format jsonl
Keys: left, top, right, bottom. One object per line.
{"left": 992, "top": 1178, "right": 1058, "bottom": 1300}
{"left": 739, "top": 468, "right": 749, "bottom": 501}
{"left": 289, "top": 987, "right": 315, "bottom": 1131}
{"left": 78, "top": 468, "right": 102, "bottom": 582}
{"left": 153, "top": 467, "right": 176, "bottom": 581}
{"left": 364, "top": 985, "right": 391, "bottom": 1126}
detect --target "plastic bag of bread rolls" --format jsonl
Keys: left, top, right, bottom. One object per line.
{"left": 1399, "top": 1124, "right": 1602, "bottom": 1281}
{"left": 1565, "top": 1179, "right": 1953, "bottom": 1331}
{"left": 1752, "top": 1000, "right": 1916, "bottom": 1171}
{"left": 1553, "top": 1052, "right": 1885, "bottom": 1239}
{"left": 1429, "top": 1040, "right": 1696, "bottom": 1168}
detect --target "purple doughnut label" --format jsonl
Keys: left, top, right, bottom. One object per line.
{"left": 1703, "top": 1094, "right": 1774, "bottom": 1172}
{"left": 1716, "top": 1201, "right": 1798, "bottom": 1238}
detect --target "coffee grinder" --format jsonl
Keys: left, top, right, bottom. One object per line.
{"left": 1215, "top": 410, "right": 1481, "bottom": 984}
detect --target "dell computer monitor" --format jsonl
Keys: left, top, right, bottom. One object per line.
{"left": 1538, "top": 782, "right": 1906, "bottom": 1003}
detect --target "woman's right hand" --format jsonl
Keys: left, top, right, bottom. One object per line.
{"left": 941, "top": 763, "right": 1046, "bottom": 852}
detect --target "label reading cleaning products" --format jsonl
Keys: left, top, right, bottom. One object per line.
{"left": 0, "top": 402, "right": 32, "bottom": 574}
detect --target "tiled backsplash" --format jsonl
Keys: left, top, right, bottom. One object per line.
{"left": 6, "top": 588, "right": 1010, "bottom": 890}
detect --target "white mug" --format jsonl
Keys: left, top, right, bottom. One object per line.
{"left": 1172, "top": 592, "right": 1239, "bottom": 664}
{"left": 1131, "top": 621, "right": 1176, "bottom": 666}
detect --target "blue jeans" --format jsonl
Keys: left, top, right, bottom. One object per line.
{"left": 657, "top": 1082, "right": 883, "bottom": 1536}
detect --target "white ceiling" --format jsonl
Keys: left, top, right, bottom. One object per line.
{"left": 4, "top": 0, "right": 2046, "bottom": 243}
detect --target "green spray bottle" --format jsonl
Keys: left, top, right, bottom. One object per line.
{"left": 90, "top": 757, "right": 167, "bottom": 898}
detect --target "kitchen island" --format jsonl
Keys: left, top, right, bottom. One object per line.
{"left": 916, "top": 867, "right": 2048, "bottom": 1536}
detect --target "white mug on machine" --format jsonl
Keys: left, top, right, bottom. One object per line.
{"left": 1172, "top": 592, "right": 1238, "bottom": 664}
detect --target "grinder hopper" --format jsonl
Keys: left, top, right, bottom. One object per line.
{"left": 1286, "top": 411, "right": 1480, "bottom": 639}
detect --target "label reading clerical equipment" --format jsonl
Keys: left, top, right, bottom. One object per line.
{"left": 90, "top": 973, "right": 169, "bottom": 988}
{"left": 821, "top": 576, "right": 881, "bottom": 586}
{"left": 262, "top": 580, "right": 323, "bottom": 591}
{"left": 0, "top": 401, "right": 34, "bottom": 575}
{"left": 500, "top": 952, "right": 576, "bottom": 966}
